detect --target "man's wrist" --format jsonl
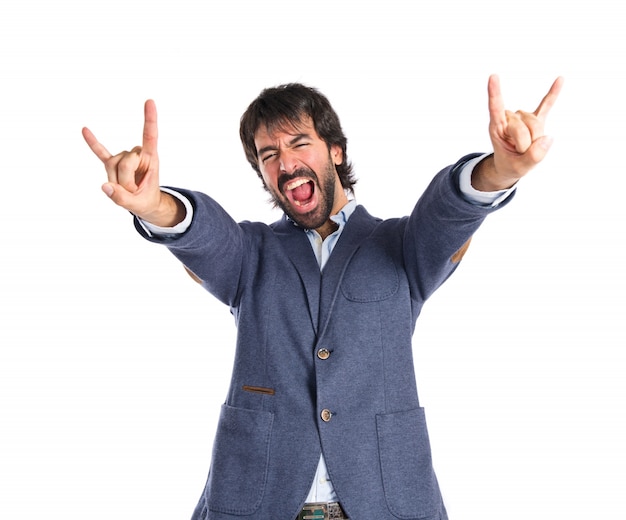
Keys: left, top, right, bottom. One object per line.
{"left": 459, "top": 154, "right": 516, "bottom": 207}
{"left": 471, "top": 154, "right": 518, "bottom": 192}
{"left": 138, "top": 192, "right": 185, "bottom": 227}
{"left": 137, "top": 188, "right": 193, "bottom": 237}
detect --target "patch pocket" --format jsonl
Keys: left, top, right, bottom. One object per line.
{"left": 376, "top": 408, "right": 442, "bottom": 519}
{"left": 341, "top": 244, "right": 399, "bottom": 302}
{"left": 207, "top": 404, "right": 274, "bottom": 515}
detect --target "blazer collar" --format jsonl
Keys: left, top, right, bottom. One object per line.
{"left": 318, "top": 205, "right": 379, "bottom": 338}
{"left": 272, "top": 216, "right": 322, "bottom": 334}
{"left": 273, "top": 205, "right": 380, "bottom": 337}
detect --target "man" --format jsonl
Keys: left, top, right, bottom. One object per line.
{"left": 83, "top": 75, "right": 563, "bottom": 520}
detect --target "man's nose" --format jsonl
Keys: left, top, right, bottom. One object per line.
{"left": 279, "top": 150, "right": 299, "bottom": 173}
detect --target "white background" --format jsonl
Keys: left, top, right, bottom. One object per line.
{"left": 1, "top": 0, "right": 624, "bottom": 519}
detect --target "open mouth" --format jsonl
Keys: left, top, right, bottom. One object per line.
{"left": 285, "top": 178, "right": 315, "bottom": 207}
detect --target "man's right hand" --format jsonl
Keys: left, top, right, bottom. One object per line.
{"left": 82, "top": 99, "right": 185, "bottom": 227}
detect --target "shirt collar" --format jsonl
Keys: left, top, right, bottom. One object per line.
{"left": 329, "top": 199, "right": 357, "bottom": 229}
{"left": 286, "top": 199, "right": 358, "bottom": 231}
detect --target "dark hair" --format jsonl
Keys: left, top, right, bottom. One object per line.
{"left": 239, "top": 83, "right": 356, "bottom": 193}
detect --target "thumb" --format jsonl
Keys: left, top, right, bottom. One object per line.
{"left": 525, "top": 135, "right": 554, "bottom": 166}
{"left": 102, "top": 182, "right": 136, "bottom": 212}
{"left": 102, "top": 183, "right": 115, "bottom": 198}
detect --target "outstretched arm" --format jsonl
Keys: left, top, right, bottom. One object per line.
{"left": 82, "top": 100, "right": 185, "bottom": 227}
{"left": 472, "top": 75, "right": 564, "bottom": 192}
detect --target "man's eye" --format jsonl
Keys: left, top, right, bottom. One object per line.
{"left": 262, "top": 153, "right": 277, "bottom": 163}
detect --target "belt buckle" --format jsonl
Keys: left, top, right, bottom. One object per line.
{"left": 298, "top": 502, "right": 328, "bottom": 520}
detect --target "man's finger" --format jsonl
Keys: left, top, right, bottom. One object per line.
{"left": 487, "top": 74, "right": 507, "bottom": 128}
{"left": 142, "top": 99, "right": 158, "bottom": 156}
{"left": 505, "top": 112, "right": 533, "bottom": 153}
{"left": 82, "top": 127, "right": 112, "bottom": 163}
{"left": 534, "top": 76, "right": 564, "bottom": 119}
{"left": 517, "top": 110, "right": 547, "bottom": 144}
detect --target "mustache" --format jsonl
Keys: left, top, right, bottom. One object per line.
{"left": 278, "top": 167, "right": 318, "bottom": 193}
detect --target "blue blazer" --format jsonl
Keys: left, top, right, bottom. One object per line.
{"left": 137, "top": 154, "right": 508, "bottom": 520}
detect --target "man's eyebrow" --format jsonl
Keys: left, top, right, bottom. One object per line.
{"left": 257, "top": 133, "right": 312, "bottom": 158}
{"left": 288, "top": 133, "right": 311, "bottom": 145}
{"left": 257, "top": 144, "right": 277, "bottom": 157}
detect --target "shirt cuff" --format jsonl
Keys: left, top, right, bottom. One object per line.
{"left": 137, "top": 188, "right": 194, "bottom": 237}
{"left": 459, "top": 153, "right": 517, "bottom": 207}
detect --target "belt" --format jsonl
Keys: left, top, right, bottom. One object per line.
{"left": 296, "top": 501, "right": 349, "bottom": 520}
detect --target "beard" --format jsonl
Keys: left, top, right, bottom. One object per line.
{"left": 268, "top": 161, "right": 337, "bottom": 231}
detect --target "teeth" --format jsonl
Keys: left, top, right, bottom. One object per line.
{"left": 286, "top": 179, "right": 309, "bottom": 191}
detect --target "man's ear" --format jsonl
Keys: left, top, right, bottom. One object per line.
{"left": 331, "top": 144, "right": 343, "bottom": 166}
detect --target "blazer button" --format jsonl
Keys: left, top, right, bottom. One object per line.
{"left": 317, "top": 348, "right": 331, "bottom": 360}
{"left": 320, "top": 409, "right": 332, "bottom": 422}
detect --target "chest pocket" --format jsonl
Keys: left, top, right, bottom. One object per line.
{"left": 341, "top": 243, "right": 399, "bottom": 302}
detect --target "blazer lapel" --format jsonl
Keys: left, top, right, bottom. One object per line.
{"left": 317, "top": 206, "right": 380, "bottom": 338}
{"left": 272, "top": 216, "right": 321, "bottom": 335}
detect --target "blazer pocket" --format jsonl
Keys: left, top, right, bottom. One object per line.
{"left": 207, "top": 404, "right": 274, "bottom": 515}
{"left": 341, "top": 244, "right": 399, "bottom": 302}
{"left": 376, "top": 408, "right": 443, "bottom": 519}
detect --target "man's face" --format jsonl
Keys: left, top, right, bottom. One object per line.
{"left": 254, "top": 118, "right": 345, "bottom": 231}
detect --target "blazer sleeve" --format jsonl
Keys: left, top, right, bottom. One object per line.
{"left": 133, "top": 187, "right": 246, "bottom": 307}
{"left": 403, "top": 153, "right": 514, "bottom": 302}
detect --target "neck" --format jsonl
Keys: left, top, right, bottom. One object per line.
{"left": 315, "top": 219, "right": 340, "bottom": 241}
{"left": 315, "top": 190, "right": 350, "bottom": 240}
